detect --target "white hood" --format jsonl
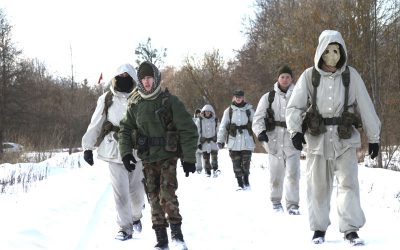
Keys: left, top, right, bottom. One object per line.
{"left": 314, "top": 30, "right": 347, "bottom": 74}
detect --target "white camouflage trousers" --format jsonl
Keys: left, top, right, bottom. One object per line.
{"left": 306, "top": 148, "right": 365, "bottom": 234}
{"left": 268, "top": 150, "right": 301, "bottom": 209}
{"left": 109, "top": 161, "right": 145, "bottom": 235}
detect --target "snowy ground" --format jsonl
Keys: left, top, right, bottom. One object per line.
{"left": 1, "top": 149, "right": 400, "bottom": 250}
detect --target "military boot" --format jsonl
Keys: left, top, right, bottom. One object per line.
{"left": 170, "top": 223, "right": 187, "bottom": 250}
{"left": 154, "top": 227, "right": 169, "bottom": 250}
{"left": 236, "top": 177, "right": 244, "bottom": 189}
{"left": 243, "top": 174, "right": 249, "bottom": 187}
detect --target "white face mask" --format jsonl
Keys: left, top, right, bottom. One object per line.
{"left": 322, "top": 44, "right": 341, "bottom": 67}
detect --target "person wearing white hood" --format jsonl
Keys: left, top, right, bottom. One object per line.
{"left": 82, "top": 64, "right": 145, "bottom": 241}
{"left": 286, "top": 30, "right": 381, "bottom": 246}
{"left": 196, "top": 104, "right": 220, "bottom": 177}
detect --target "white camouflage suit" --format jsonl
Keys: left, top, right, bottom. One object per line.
{"left": 196, "top": 104, "right": 219, "bottom": 174}
{"left": 252, "top": 82, "right": 300, "bottom": 210}
{"left": 286, "top": 30, "right": 381, "bottom": 235}
{"left": 217, "top": 102, "right": 255, "bottom": 179}
{"left": 82, "top": 64, "right": 145, "bottom": 235}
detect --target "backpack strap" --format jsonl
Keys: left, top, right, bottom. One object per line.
{"left": 311, "top": 66, "right": 350, "bottom": 109}
{"left": 268, "top": 90, "right": 275, "bottom": 110}
{"left": 342, "top": 66, "right": 350, "bottom": 112}
{"left": 199, "top": 116, "right": 203, "bottom": 136}
{"left": 159, "top": 89, "right": 175, "bottom": 131}
{"left": 103, "top": 91, "right": 113, "bottom": 119}
{"left": 311, "top": 67, "right": 320, "bottom": 109}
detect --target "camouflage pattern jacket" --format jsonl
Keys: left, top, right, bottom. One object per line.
{"left": 119, "top": 89, "right": 198, "bottom": 164}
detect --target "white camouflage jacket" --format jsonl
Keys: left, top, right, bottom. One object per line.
{"left": 82, "top": 64, "right": 140, "bottom": 163}
{"left": 196, "top": 104, "right": 219, "bottom": 153}
{"left": 252, "top": 82, "right": 298, "bottom": 156}
{"left": 286, "top": 30, "right": 381, "bottom": 158}
{"left": 217, "top": 103, "right": 255, "bottom": 151}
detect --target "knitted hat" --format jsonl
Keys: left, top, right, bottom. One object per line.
{"left": 137, "top": 61, "right": 162, "bottom": 99}
{"left": 233, "top": 90, "right": 244, "bottom": 96}
{"left": 277, "top": 65, "right": 293, "bottom": 77}
{"left": 138, "top": 63, "right": 154, "bottom": 81}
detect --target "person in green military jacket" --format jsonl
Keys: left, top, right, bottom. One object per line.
{"left": 119, "top": 61, "right": 197, "bottom": 250}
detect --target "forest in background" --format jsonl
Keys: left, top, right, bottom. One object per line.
{"left": 1, "top": 0, "right": 399, "bottom": 169}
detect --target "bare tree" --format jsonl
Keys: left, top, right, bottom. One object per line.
{"left": 134, "top": 37, "right": 167, "bottom": 68}
{"left": 0, "top": 10, "right": 21, "bottom": 159}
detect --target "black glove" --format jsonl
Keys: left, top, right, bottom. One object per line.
{"left": 257, "top": 130, "right": 269, "bottom": 142}
{"left": 197, "top": 144, "right": 202, "bottom": 150}
{"left": 217, "top": 142, "right": 225, "bottom": 149}
{"left": 182, "top": 161, "right": 196, "bottom": 177}
{"left": 83, "top": 150, "right": 94, "bottom": 166}
{"left": 292, "top": 133, "right": 306, "bottom": 151}
{"left": 122, "top": 154, "right": 137, "bottom": 172}
{"left": 368, "top": 143, "right": 379, "bottom": 159}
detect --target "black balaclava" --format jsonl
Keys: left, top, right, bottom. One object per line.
{"left": 114, "top": 75, "right": 134, "bottom": 93}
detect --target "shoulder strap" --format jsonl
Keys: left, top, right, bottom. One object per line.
{"left": 342, "top": 66, "right": 350, "bottom": 112}
{"left": 199, "top": 116, "right": 203, "bottom": 135}
{"left": 160, "top": 89, "right": 175, "bottom": 131}
{"left": 311, "top": 67, "right": 320, "bottom": 108}
{"left": 229, "top": 107, "right": 233, "bottom": 124}
{"left": 310, "top": 66, "right": 351, "bottom": 112}
{"left": 246, "top": 109, "right": 251, "bottom": 120}
{"left": 268, "top": 90, "right": 275, "bottom": 109}
{"left": 311, "top": 67, "right": 321, "bottom": 88}
{"left": 103, "top": 91, "right": 113, "bottom": 118}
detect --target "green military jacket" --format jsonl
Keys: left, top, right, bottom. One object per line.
{"left": 119, "top": 90, "right": 198, "bottom": 164}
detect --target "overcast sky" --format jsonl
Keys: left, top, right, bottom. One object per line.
{"left": 1, "top": 0, "right": 255, "bottom": 85}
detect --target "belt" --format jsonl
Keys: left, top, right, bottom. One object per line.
{"left": 275, "top": 121, "right": 287, "bottom": 128}
{"left": 323, "top": 117, "right": 341, "bottom": 125}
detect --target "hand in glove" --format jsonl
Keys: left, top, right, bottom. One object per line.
{"left": 122, "top": 154, "right": 137, "bottom": 172}
{"left": 217, "top": 142, "right": 225, "bottom": 149}
{"left": 257, "top": 130, "right": 269, "bottom": 142}
{"left": 368, "top": 143, "right": 379, "bottom": 159}
{"left": 83, "top": 150, "right": 94, "bottom": 166}
{"left": 292, "top": 133, "right": 306, "bottom": 151}
{"left": 182, "top": 161, "right": 196, "bottom": 177}
{"left": 197, "top": 144, "right": 202, "bottom": 150}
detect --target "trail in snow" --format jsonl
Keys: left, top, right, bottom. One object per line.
{"left": 1, "top": 149, "right": 400, "bottom": 250}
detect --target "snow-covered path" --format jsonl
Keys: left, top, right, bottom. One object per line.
{"left": 1, "top": 149, "right": 400, "bottom": 249}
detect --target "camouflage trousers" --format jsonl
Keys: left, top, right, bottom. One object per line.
{"left": 142, "top": 157, "right": 182, "bottom": 229}
{"left": 202, "top": 150, "right": 218, "bottom": 172}
{"left": 229, "top": 150, "right": 252, "bottom": 178}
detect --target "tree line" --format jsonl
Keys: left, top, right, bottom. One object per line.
{"left": 1, "top": 0, "right": 399, "bottom": 169}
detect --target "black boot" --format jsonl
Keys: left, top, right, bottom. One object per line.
{"left": 236, "top": 177, "right": 244, "bottom": 189}
{"left": 312, "top": 230, "right": 326, "bottom": 244}
{"left": 243, "top": 174, "right": 249, "bottom": 187}
{"left": 170, "top": 223, "right": 187, "bottom": 249}
{"left": 154, "top": 227, "right": 169, "bottom": 249}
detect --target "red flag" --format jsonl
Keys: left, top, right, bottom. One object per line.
{"left": 97, "top": 73, "right": 103, "bottom": 84}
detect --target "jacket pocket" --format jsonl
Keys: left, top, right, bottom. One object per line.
{"left": 98, "top": 134, "right": 118, "bottom": 159}
{"left": 265, "top": 131, "right": 278, "bottom": 154}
